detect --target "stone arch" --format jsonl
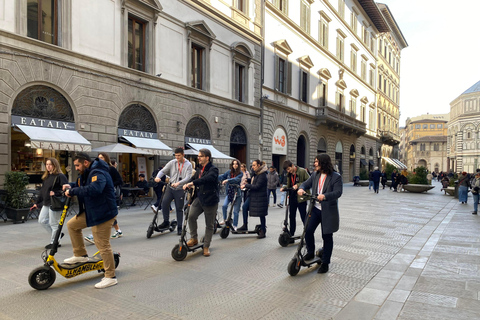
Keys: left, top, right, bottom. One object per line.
{"left": 317, "top": 137, "right": 327, "bottom": 153}
{"left": 185, "top": 116, "right": 211, "bottom": 140}
{"left": 118, "top": 103, "right": 157, "bottom": 133}
{"left": 230, "top": 125, "right": 248, "bottom": 163}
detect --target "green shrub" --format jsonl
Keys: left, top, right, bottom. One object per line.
{"left": 385, "top": 163, "right": 396, "bottom": 181}
{"left": 408, "top": 166, "right": 429, "bottom": 185}
{"left": 359, "top": 168, "right": 368, "bottom": 180}
{"left": 4, "top": 171, "right": 30, "bottom": 209}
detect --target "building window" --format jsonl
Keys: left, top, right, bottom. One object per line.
{"left": 336, "top": 31, "right": 346, "bottom": 62}
{"left": 234, "top": 63, "right": 246, "bottom": 102}
{"left": 369, "top": 109, "right": 374, "bottom": 130}
{"left": 350, "top": 11, "right": 357, "bottom": 34}
{"left": 27, "top": 0, "right": 58, "bottom": 45}
{"left": 300, "top": 0, "right": 311, "bottom": 34}
{"left": 273, "top": 0, "right": 288, "bottom": 14}
{"left": 128, "top": 16, "right": 146, "bottom": 72}
{"left": 300, "top": 69, "right": 309, "bottom": 103}
{"left": 191, "top": 44, "right": 205, "bottom": 89}
{"left": 362, "top": 26, "right": 369, "bottom": 44}
{"left": 430, "top": 124, "right": 435, "bottom": 129}
{"left": 338, "top": 0, "right": 345, "bottom": 19}
{"left": 369, "top": 66, "right": 375, "bottom": 87}
{"left": 318, "top": 12, "right": 331, "bottom": 49}
{"left": 350, "top": 98, "right": 356, "bottom": 117}
{"left": 350, "top": 47, "right": 357, "bottom": 73}
{"left": 437, "top": 124, "right": 443, "bottom": 129}
{"left": 318, "top": 81, "right": 327, "bottom": 107}
{"left": 361, "top": 59, "right": 367, "bottom": 81}
{"left": 275, "top": 55, "right": 292, "bottom": 95}
{"left": 232, "top": 43, "right": 252, "bottom": 103}
{"left": 336, "top": 91, "right": 344, "bottom": 112}
{"left": 423, "top": 124, "right": 428, "bottom": 129}
{"left": 360, "top": 103, "right": 366, "bottom": 122}
{"left": 415, "top": 124, "right": 420, "bottom": 129}
{"left": 234, "top": 0, "right": 247, "bottom": 13}
{"left": 370, "top": 34, "right": 375, "bottom": 52}
{"left": 434, "top": 144, "right": 439, "bottom": 151}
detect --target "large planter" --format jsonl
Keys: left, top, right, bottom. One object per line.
{"left": 442, "top": 187, "right": 455, "bottom": 196}
{"left": 5, "top": 207, "right": 30, "bottom": 224}
{"left": 402, "top": 184, "right": 435, "bottom": 193}
{"left": 357, "top": 180, "right": 370, "bottom": 186}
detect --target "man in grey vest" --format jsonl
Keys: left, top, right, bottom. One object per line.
{"left": 154, "top": 147, "right": 193, "bottom": 234}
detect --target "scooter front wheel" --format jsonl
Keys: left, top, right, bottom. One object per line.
{"left": 288, "top": 258, "right": 301, "bottom": 276}
{"left": 146, "top": 224, "right": 154, "bottom": 238}
{"left": 171, "top": 244, "right": 188, "bottom": 261}
{"left": 220, "top": 227, "right": 230, "bottom": 239}
{"left": 278, "top": 232, "right": 290, "bottom": 247}
{"left": 28, "top": 266, "right": 56, "bottom": 290}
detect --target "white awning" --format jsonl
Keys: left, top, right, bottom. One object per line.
{"left": 383, "top": 157, "right": 407, "bottom": 170}
{"left": 121, "top": 136, "right": 172, "bottom": 156}
{"left": 186, "top": 143, "right": 234, "bottom": 160}
{"left": 92, "top": 143, "right": 150, "bottom": 155}
{"left": 16, "top": 125, "right": 91, "bottom": 152}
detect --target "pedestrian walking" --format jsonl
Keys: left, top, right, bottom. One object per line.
{"left": 154, "top": 147, "right": 193, "bottom": 235}
{"left": 368, "top": 170, "right": 374, "bottom": 190}
{"left": 471, "top": 172, "right": 480, "bottom": 214}
{"left": 280, "top": 160, "right": 310, "bottom": 238}
{"left": 150, "top": 165, "right": 167, "bottom": 213}
{"left": 218, "top": 159, "right": 243, "bottom": 229}
{"left": 183, "top": 148, "right": 219, "bottom": 257}
{"left": 240, "top": 163, "right": 251, "bottom": 204}
{"left": 267, "top": 166, "right": 280, "bottom": 207}
{"left": 298, "top": 153, "right": 343, "bottom": 274}
{"left": 390, "top": 169, "right": 397, "bottom": 190}
{"left": 62, "top": 152, "right": 118, "bottom": 289}
{"left": 240, "top": 160, "right": 268, "bottom": 238}
{"left": 278, "top": 169, "right": 288, "bottom": 208}
{"left": 372, "top": 167, "right": 381, "bottom": 193}
{"left": 458, "top": 171, "right": 470, "bottom": 204}
{"left": 381, "top": 170, "right": 387, "bottom": 189}
{"left": 31, "top": 158, "right": 68, "bottom": 249}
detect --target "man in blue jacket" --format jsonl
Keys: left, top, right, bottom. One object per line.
{"left": 63, "top": 152, "right": 118, "bottom": 289}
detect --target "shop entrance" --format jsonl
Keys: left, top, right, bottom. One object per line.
{"left": 230, "top": 126, "right": 247, "bottom": 163}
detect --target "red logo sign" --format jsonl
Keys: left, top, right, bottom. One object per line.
{"left": 274, "top": 135, "right": 286, "bottom": 147}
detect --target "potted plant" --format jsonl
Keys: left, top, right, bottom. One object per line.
{"left": 403, "top": 166, "right": 435, "bottom": 193}
{"left": 4, "top": 171, "right": 31, "bottom": 223}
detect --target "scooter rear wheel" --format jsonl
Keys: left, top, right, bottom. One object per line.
{"left": 28, "top": 266, "right": 56, "bottom": 290}
{"left": 146, "top": 224, "right": 154, "bottom": 238}
{"left": 220, "top": 227, "right": 230, "bottom": 239}
{"left": 278, "top": 232, "right": 290, "bottom": 247}
{"left": 288, "top": 258, "right": 301, "bottom": 276}
{"left": 171, "top": 244, "right": 188, "bottom": 261}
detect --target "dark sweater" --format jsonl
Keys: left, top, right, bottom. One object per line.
{"left": 36, "top": 173, "right": 68, "bottom": 207}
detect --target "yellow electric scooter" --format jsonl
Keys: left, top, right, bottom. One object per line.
{"left": 28, "top": 197, "right": 120, "bottom": 290}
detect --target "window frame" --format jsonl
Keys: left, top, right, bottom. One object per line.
{"left": 273, "top": 0, "right": 288, "bottom": 15}
{"left": 27, "top": 0, "right": 59, "bottom": 45}
{"left": 232, "top": 43, "right": 253, "bottom": 103}
{"left": 128, "top": 15, "right": 147, "bottom": 72}
{"left": 299, "top": 68, "right": 309, "bottom": 103}
{"left": 191, "top": 43, "right": 205, "bottom": 90}
{"left": 318, "top": 11, "right": 331, "bottom": 49}
{"left": 336, "top": 30, "right": 346, "bottom": 62}
{"left": 300, "top": 0, "right": 311, "bottom": 34}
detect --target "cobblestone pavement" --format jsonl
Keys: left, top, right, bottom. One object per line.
{"left": 1, "top": 180, "right": 479, "bottom": 319}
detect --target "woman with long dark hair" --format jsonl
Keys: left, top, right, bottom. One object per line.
{"left": 240, "top": 159, "right": 268, "bottom": 238}
{"left": 218, "top": 159, "right": 243, "bottom": 229}
{"left": 298, "top": 154, "right": 343, "bottom": 273}
{"left": 31, "top": 158, "right": 68, "bottom": 249}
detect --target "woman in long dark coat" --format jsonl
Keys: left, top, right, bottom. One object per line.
{"left": 240, "top": 160, "right": 268, "bottom": 238}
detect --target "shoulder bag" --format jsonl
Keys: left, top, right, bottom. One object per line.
{"left": 50, "top": 175, "right": 67, "bottom": 211}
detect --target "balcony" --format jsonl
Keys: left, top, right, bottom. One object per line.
{"left": 316, "top": 107, "right": 366, "bottom": 136}
{"left": 378, "top": 130, "right": 400, "bottom": 145}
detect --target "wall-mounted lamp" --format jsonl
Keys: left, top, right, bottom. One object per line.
{"left": 176, "top": 121, "right": 183, "bottom": 132}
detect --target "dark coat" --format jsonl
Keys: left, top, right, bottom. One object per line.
{"left": 371, "top": 170, "right": 382, "bottom": 183}
{"left": 190, "top": 161, "right": 219, "bottom": 207}
{"left": 300, "top": 171, "right": 343, "bottom": 234}
{"left": 245, "top": 164, "right": 268, "bottom": 217}
{"left": 69, "top": 158, "right": 118, "bottom": 227}
{"left": 36, "top": 173, "right": 68, "bottom": 207}
{"left": 108, "top": 166, "right": 123, "bottom": 187}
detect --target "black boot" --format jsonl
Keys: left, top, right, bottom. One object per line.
{"left": 237, "top": 224, "right": 248, "bottom": 231}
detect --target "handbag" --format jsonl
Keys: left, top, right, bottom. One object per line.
{"left": 50, "top": 175, "right": 67, "bottom": 211}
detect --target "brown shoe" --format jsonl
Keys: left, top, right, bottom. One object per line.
{"left": 203, "top": 247, "right": 210, "bottom": 257}
{"left": 186, "top": 238, "right": 198, "bottom": 247}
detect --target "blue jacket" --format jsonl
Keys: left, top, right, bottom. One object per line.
{"left": 69, "top": 158, "right": 118, "bottom": 227}
{"left": 218, "top": 170, "right": 243, "bottom": 188}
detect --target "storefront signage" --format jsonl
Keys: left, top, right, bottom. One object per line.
{"left": 118, "top": 129, "right": 158, "bottom": 139}
{"left": 31, "top": 141, "right": 91, "bottom": 152}
{"left": 12, "top": 116, "right": 75, "bottom": 130}
{"left": 272, "top": 127, "right": 287, "bottom": 155}
{"left": 185, "top": 137, "right": 212, "bottom": 144}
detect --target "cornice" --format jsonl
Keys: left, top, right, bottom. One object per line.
{"left": 266, "top": 3, "right": 376, "bottom": 94}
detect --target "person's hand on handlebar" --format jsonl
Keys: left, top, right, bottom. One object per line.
{"left": 183, "top": 182, "right": 194, "bottom": 190}
{"left": 171, "top": 182, "right": 180, "bottom": 188}
{"left": 154, "top": 177, "right": 160, "bottom": 183}
{"left": 317, "top": 194, "right": 325, "bottom": 202}
{"left": 65, "top": 189, "right": 72, "bottom": 198}
{"left": 297, "top": 188, "right": 305, "bottom": 196}
{"left": 30, "top": 203, "right": 37, "bottom": 210}
{"left": 222, "top": 180, "right": 228, "bottom": 185}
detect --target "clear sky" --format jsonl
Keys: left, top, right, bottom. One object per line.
{"left": 381, "top": 0, "right": 480, "bottom": 126}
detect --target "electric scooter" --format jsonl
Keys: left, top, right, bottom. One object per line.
{"left": 278, "top": 188, "right": 302, "bottom": 247}
{"left": 147, "top": 184, "right": 177, "bottom": 238}
{"left": 171, "top": 189, "right": 204, "bottom": 261}
{"left": 220, "top": 184, "right": 261, "bottom": 239}
{"left": 287, "top": 193, "right": 323, "bottom": 276}
{"left": 28, "top": 197, "right": 120, "bottom": 290}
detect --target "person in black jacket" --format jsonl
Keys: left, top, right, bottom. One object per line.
{"left": 183, "top": 148, "right": 219, "bottom": 257}
{"left": 150, "top": 165, "right": 166, "bottom": 213}
{"left": 31, "top": 157, "right": 68, "bottom": 249}
{"left": 240, "top": 160, "right": 268, "bottom": 239}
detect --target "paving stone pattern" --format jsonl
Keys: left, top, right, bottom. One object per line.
{"left": 1, "top": 180, "right": 479, "bottom": 319}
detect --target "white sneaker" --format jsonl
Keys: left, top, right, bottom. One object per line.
{"left": 273, "top": 204, "right": 276, "bottom": 207}
{"left": 64, "top": 255, "right": 89, "bottom": 264}
{"left": 95, "top": 277, "right": 118, "bottom": 289}
{"left": 151, "top": 205, "right": 158, "bottom": 213}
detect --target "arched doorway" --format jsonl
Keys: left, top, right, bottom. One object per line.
{"left": 418, "top": 159, "right": 427, "bottom": 168}
{"left": 118, "top": 104, "right": 158, "bottom": 184}
{"left": 272, "top": 127, "right": 287, "bottom": 172}
{"left": 230, "top": 126, "right": 247, "bottom": 163}
{"left": 317, "top": 137, "right": 327, "bottom": 154}
{"left": 335, "top": 141, "right": 343, "bottom": 175}
{"left": 185, "top": 116, "right": 211, "bottom": 166}
{"left": 349, "top": 144, "right": 356, "bottom": 180}
{"left": 10, "top": 85, "right": 85, "bottom": 183}
{"left": 297, "top": 135, "right": 307, "bottom": 168}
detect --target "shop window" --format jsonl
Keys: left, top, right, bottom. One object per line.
{"left": 27, "top": 0, "right": 58, "bottom": 45}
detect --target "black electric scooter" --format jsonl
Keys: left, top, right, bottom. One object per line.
{"left": 171, "top": 189, "right": 204, "bottom": 261}
{"left": 220, "top": 184, "right": 261, "bottom": 239}
{"left": 28, "top": 197, "right": 120, "bottom": 290}
{"left": 147, "top": 184, "right": 177, "bottom": 238}
{"left": 278, "top": 188, "right": 302, "bottom": 247}
{"left": 287, "top": 193, "right": 323, "bottom": 276}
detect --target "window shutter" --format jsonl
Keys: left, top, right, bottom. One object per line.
{"left": 286, "top": 61, "right": 292, "bottom": 95}
{"left": 274, "top": 55, "right": 279, "bottom": 90}
{"left": 299, "top": 69, "right": 303, "bottom": 100}
{"left": 235, "top": 64, "right": 240, "bottom": 101}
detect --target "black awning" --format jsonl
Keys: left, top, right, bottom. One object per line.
{"left": 360, "top": 159, "right": 367, "bottom": 166}
{"left": 369, "top": 160, "right": 375, "bottom": 166}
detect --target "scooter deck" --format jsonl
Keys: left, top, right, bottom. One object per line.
{"left": 302, "top": 256, "right": 322, "bottom": 267}
{"left": 232, "top": 230, "right": 259, "bottom": 234}
{"left": 58, "top": 253, "right": 102, "bottom": 269}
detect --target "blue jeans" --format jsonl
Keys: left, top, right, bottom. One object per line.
{"left": 369, "top": 181, "right": 374, "bottom": 190}
{"left": 305, "top": 206, "right": 333, "bottom": 264}
{"left": 280, "top": 191, "right": 286, "bottom": 205}
{"left": 267, "top": 189, "right": 277, "bottom": 204}
{"left": 222, "top": 193, "right": 242, "bottom": 227}
{"left": 38, "top": 205, "right": 62, "bottom": 244}
{"left": 458, "top": 185, "right": 468, "bottom": 203}
{"left": 242, "top": 197, "right": 250, "bottom": 226}
{"left": 474, "top": 193, "right": 479, "bottom": 212}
